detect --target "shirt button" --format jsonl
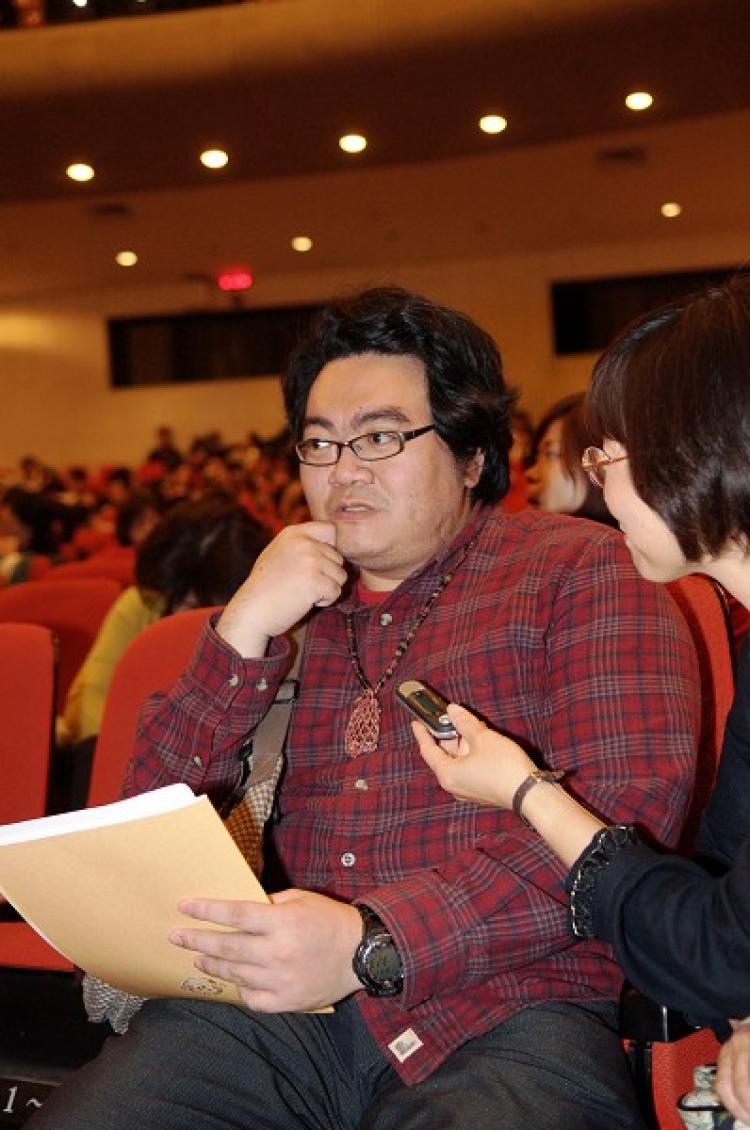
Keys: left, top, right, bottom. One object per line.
{"left": 354, "top": 778, "right": 368, "bottom": 791}
{"left": 341, "top": 852, "right": 356, "bottom": 867}
{"left": 228, "top": 674, "right": 240, "bottom": 688}
{"left": 192, "top": 755, "right": 203, "bottom": 767}
{"left": 255, "top": 677, "right": 269, "bottom": 692}
{"left": 379, "top": 612, "right": 392, "bottom": 626}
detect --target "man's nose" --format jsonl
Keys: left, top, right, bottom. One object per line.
{"left": 329, "top": 445, "right": 373, "bottom": 483}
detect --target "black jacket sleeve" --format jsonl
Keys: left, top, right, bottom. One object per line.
{"left": 580, "top": 653, "right": 750, "bottom": 1029}
{"left": 588, "top": 836, "right": 750, "bottom": 1030}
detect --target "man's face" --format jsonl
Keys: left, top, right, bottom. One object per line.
{"left": 300, "top": 352, "right": 482, "bottom": 591}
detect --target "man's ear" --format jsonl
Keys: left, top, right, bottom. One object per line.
{"left": 463, "top": 449, "right": 485, "bottom": 489}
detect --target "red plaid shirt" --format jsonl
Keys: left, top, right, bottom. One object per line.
{"left": 125, "top": 504, "right": 699, "bottom": 1084}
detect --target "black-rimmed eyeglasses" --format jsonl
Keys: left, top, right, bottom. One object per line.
{"left": 582, "top": 446, "right": 629, "bottom": 488}
{"left": 295, "top": 425, "right": 435, "bottom": 466}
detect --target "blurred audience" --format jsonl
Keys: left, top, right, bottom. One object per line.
{"left": 99, "top": 466, "right": 133, "bottom": 507}
{"left": 51, "top": 491, "right": 162, "bottom": 585}
{"left": 0, "top": 424, "right": 309, "bottom": 589}
{"left": 0, "top": 487, "right": 72, "bottom": 583}
{"left": 16, "top": 454, "right": 62, "bottom": 494}
{"left": 146, "top": 425, "right": 183, "bottom": 472}
{"left": 57, "top": 464, "right": 99, "bottom": 511}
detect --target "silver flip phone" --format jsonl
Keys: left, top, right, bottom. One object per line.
{"left": 396, "top": 679, "right": 458, "bottom": 739}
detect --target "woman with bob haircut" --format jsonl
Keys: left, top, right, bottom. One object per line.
{"left": 414, "top": 273, "right": 750, "bottom": 1123}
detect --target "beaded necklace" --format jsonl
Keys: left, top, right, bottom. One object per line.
{"left": 343, "top": 537, "right": 476, "bottom": 757}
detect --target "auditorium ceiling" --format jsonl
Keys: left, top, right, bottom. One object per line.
{"left": 0, "top": 0, "right": 748, "bottom": 302}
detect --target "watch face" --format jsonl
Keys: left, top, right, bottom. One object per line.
{"left": 366, "top": 935, "right": 402, "bottom": 983}
{"left": 354, "top": 927, "right": 403, "bottom": 995}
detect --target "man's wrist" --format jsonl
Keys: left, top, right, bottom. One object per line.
{"left": 215, "top": 609, "right": 271, "bottom": 659}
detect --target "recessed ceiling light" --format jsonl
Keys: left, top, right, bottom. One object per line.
{"left": 339, "top": 133, "right": 367, "bottom": 154}
{"left": 625, "top": 91, "right": 654, "bottom": 111}
{"left": 660, "top": 202, "right": 683, "bottom": 218}
{"left": 200, "top": 148, "right": 229, "bottom": 170}
{"left": 66, "top": 162, "right": 95, "bottom": 183}
{"left": 479, "top": 114, "right": 508, "bottom": 135}
{"left": 115, "top": 250, "right": 138, "bottom": 267}
{"left": 71, "top": 0, "right": 87, "bottom": 8}
{"left": 291, "top": 236, "right": 313, "bottom": 253}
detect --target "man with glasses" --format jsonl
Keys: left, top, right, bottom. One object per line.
{"left": 32, "top": 287, "right": 698, "bottom": 1130}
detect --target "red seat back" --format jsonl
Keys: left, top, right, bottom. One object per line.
{"left": 44, "top": 547, "right": 135, "bottom": 587}
{"left": 0, "top": 622, "right": 74, "bottom": 971}
{"left": 666, "top": 575, "right": 735, "bottom": 853}
{"left": 0, "top": 577, "right": 122, "bottom": 706}
{"left": 0, "top": 622, "right": 55, "bottom": 825}
{"left": 87, "top": 607, "right": 218, "bottom": 806}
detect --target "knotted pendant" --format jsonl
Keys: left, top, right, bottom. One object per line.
{"left": 345, "top": 688, "right": 381, "bottom": 758}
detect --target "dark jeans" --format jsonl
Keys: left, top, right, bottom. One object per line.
{"left": 27, "top": 996, "right": 646, "bottom": 1129}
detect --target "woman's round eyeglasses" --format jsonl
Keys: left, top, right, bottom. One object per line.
{"left": 581, "top": 446, "right": 628, "bottom": 488}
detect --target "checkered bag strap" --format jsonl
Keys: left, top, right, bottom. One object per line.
{"left": 223, "top": 624, "right": 305, "bottom": 870}
{"left": 223, "top": 756, "right": 283, "bottom": 872}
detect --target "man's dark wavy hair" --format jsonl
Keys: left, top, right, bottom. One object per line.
{"left": 586, "top": 272, "right": 750, "bottom": 560}
{"left": 284, "top": 286, "right": 516, "bottom": 504}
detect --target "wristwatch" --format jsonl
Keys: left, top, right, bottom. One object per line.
{"left": 352, "top": 906, "right": 403, "bottom": 997}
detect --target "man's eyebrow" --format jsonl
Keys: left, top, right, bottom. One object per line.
{"left": 302, "top": 406, "right": 413, "bottom": 432}
{"left": 302, "top": 414, "right": 335, "bottom": 432}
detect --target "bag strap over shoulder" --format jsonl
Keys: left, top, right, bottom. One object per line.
{"left": 245, "top": 622, "right": 306, "bottom": 789}
{"left": 223, "top": 623, "right": 306, "bottom": 868}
